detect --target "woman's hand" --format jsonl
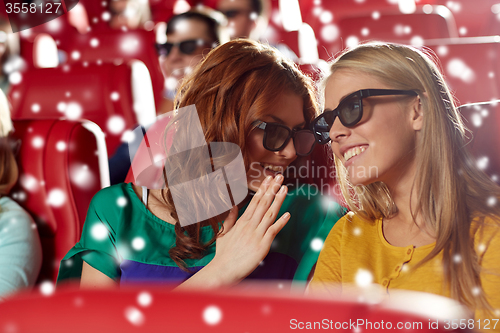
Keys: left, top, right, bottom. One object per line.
{"left": 175, "top": 174, "right": 290, "bottom": 289}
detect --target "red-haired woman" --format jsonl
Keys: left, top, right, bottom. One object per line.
{"left": 57, "top": 40, "right": 344, "bottom": 289}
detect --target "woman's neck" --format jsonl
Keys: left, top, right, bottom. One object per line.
{"left": 383, "top": 160, "right": 437, "bottom": 242}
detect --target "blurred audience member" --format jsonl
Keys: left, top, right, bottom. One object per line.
{"left": 0, "top": 90, "right": 42, "bottom": 300}
{"left": 109, "top": 0, "right": 152, "bottom": 30}
{"left": 0, "top": 16, "right": 23, "bottom": 94}
{"left": 216, "top": 0, "right": 269, "bottom": 40}
{"left": 157, "top": 8, "right": 228, "bottom": 115}
{"left": 215, "top": 0, "right": 297, "bottom": 61}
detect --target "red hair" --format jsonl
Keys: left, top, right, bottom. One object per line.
{"left": 164, "top": 39, "right": 318, "bottom": 270}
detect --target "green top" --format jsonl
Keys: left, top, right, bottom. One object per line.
{"left": 57, "top": 182, "right": 345, "bottom": 286}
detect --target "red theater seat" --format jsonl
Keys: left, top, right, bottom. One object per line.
{"left": 8, "top": 62, "right": 156, "bottom": 156}
{"left": 9, "top": 119, "right": 109, "bottom": 283}
{"left": 64, "top": 29, "right": 164, "bottom": 109}
{"left": 459, "top": 101, "right": 500, "bottom": 182}
{"left": 425, "top": 37, "right": 500, "bottom": 105}
{"left": 311, "top": 5, "right": 458, "bottom": 61}
{"left": 0, "top": 285, "right": 467, "bottom": 333}
{"left": 19, "top": 15, "right": 81, "bottom": 69}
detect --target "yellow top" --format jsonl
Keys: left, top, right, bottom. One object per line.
{"left": 311, "top": 212, "right": 500, "bottom": 331}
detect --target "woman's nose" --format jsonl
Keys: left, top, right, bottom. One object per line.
{"left": 277, "top": 138, "right": 297, "bottom": 160}
{"left": 329, "top": 117, "right": 351, "bottom": 143}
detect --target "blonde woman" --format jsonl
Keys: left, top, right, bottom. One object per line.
{"left": 310, "top": 42, "right": 500, "bottom": 326}
{"left": 0, "top": 90, "right": 42, "bottom": 300}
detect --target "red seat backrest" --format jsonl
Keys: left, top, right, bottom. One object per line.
{"left": 64, "top": 29, "right": 164, "bottom": 109}
{"left": 8, "top": 62, "right": 137, "bottom": 156}
{"left": 309, "top": 5, "right": 458, "bottom": 61}
{"left": 459, "top": 101, "right": 500, "bottom": 182}
{"left": 426, "top": 38, "right": 500, "bottom": 105}
{"left": 0, "top": 285, "right": 465, "bottom": 333}
{"left": 9, "top": 119, "right": 109, "bottom": 283}
{"left": 19, "top": 15, "right": 80, "bottom": 69}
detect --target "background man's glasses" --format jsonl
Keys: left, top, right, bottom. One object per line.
{"left": 220, "top": 9, "right": 252, "bottom": 18}
{"left": 254, "top": 121, "right": 316, "bottom": 156}
{"left": 155, "top": 39, "right": 211, "bottom": 56}
{"left": 311, "top": 89, "right": 418, "bottom": 144}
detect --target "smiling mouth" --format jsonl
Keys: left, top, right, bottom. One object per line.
{"left": 260, "top": 163, "right": 285, "bottom": 174}
{"left": 344, "top": 146, "right": 367, "bottom": 162}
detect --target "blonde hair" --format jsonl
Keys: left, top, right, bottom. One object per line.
{"left": 327, "top": 42, "right": 500, "bottom": 311}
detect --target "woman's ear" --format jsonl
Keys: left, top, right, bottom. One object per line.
{"left": 410, "top": 94, "right": 424, "bottom": 131}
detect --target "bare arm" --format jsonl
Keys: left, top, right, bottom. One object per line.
{"left": 80, "top": 261, "right": 117, "bottom": 289}
{"left": 79, "top": 175, "right": 289, "bottom": 290}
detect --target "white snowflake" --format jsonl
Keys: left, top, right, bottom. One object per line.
{"left": 447, "top": 58, "right": 475, "bottom": 83}
{"left": 137, "top": 292, "right": 153, "bottom": 307}
{"left": 203, "top": 305, "right": 222, "bottom": 326}
{"left": 355, "top": 269, "right": 373, "bottom": 287}
{"left": 9, "top": 71, "right": 22, "bottom": 85}
{"left": 102, "top": 11, "right": 111, "bottom": 21}
{"left": 117, "top": 197, "right": 128, "bottom": 207}
{"left": 47, "top": 189, "right": 66, "bottom": 207}
{"left": 487, "top": 196, "right": 497, "bottom": 207}
{"left": 120, "top": 36, "right": 139, "bottom": 54}
{"left": 346, "top": 36, "right": 359, "bottom": 49}
{"left": 132, "top": 237, "right": 145, "bottom": 251}
{"left": 107, "top": 116, "right": 126, "bottom": 134}
{"left": 90, "top": 38, "right": 99, "bottom": 48}
{"left": 124, "top": 307, "right": 145, "bottom": 326}
{"left": 121, "top": 130, "right": 135, "bottom": 143}
{"left": 32, "top": 136, "right": 44, "bottom": 149}
{"left": 319, "top": 11, "right": 333, "bottom": 24}
{"left": 437, "top": 45, "right": 449, "bottom": 57}
{"left": 310, "top": 237, "right": 324, "bottom": 251}
{"left": 477, "top": 243, "right": 486, "bottom": 253}
{"left": 476, "top": 156, "right": 489, "bottom": 170}
{"left": 70, "top": 164, "right": 95, "bottom": 189}
{"left": 91, "top": 224, "right": 108, "bottom": 241}
{"left": 21, "top": 174, "right": 39, "bottom": 192}
{"left": 39, "top": 281, "right": 55, "bottom": 296}
{"left": 31, "top": 103, "right": 40, "bottom": 113}
{"left": 320, "top": 24, "right": 339, "bottom": 43}
{"left": 57, "top": 102, "right": 67, "bottom": 112}
{"left": 410, "top": 36, "right": 424, "bottom": 47}
{"left": 471, "top": 113, "right": 482, "bottom": 127}
{"left": 56, "top": 141, "right": 67, "bottom": 151}
{"left": 65, "top": 102, "right": 83, "bottom": 120}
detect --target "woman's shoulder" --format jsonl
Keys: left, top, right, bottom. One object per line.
{"left": 0, "top": 196, "right": 34, "bottom": 228}
{"left": 89, "top": 183, "right": 139, "bottom": 209}
{"left": 92, "top": 182, "right": 132, "bottom": 199}
{"left": 332, "top": 211, "right": 378, "bottom": 233}
{"left": 0, "top": 196, "right": 40, "bottom": 252}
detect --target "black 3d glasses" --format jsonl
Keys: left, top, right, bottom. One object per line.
{"left": 155, "top": 39, "right": 211, "bottom": 56}
{"left": 311, "top": 89, "right": 418, "bottom": 144}
{"left": 254, "top": 121, "right": 316, "bottom": 156}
